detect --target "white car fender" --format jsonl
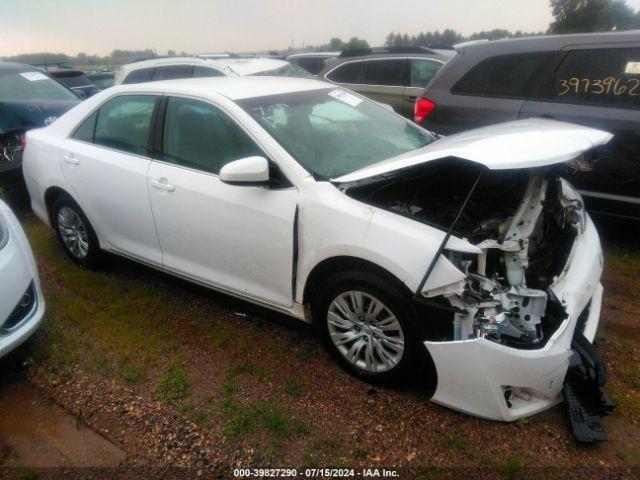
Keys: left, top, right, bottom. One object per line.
{"left": 295, "top": 181, "right": 477, "bottom": 303}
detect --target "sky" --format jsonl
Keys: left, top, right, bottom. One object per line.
{"left": 1, "top": 0, "right": 640, "bottom": 57}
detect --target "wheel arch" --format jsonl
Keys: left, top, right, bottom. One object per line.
{"left": 44, "top": 186, "right": 71, "bottom": 225}
{"left": 302, "top": 256, "right": 414, "bottom": 309}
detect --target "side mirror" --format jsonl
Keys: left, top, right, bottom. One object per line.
{"left": 219, "top": 156, "right": 270, "bottom": 186}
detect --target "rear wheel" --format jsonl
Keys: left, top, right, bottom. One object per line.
{"left": 313, "top": 269, "right": 426, "bottom": 384}
{"left": 52, "top": 194, "right": 100, "bottom": 267}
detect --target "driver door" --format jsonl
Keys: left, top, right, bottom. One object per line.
{"left": 147, "top": 96, "right": 298, "bottom": 308}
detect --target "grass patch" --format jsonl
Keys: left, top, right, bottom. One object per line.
{"left": 302, "top": 437, "right": 343, "bottom": 468}
{"left": 606, "top": 247, "right": 640, "bottom": 278}
{"left": 501, "top": 454, "right": 523, "bottom": 480}
{"left": 181, "top": 401, "right": 212, "bottom": 425}
{"left": 155, "top": 363, "right": 189, "bottom": 404}
{"left": 119, "top": 361, "right": 149, "bottom": 385}
{"left": 283, "top": 378, "right": 301, "bottom": 397}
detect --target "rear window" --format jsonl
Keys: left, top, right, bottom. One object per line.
{"left": 122, "top": 68, "right": 155, "bottom": 84}
{"left": 251, "top": 63, "right": 314, "bottom": 79}
{"left": 193, "top": 66, "right": 224, "bottom": 78}
{"left": 292, "top": 57, "right": 329, "bottom": 75}
{"left": 152, "top": 65, "right": 194, "bottom": 81}
{"left": 551, "top": 48, "right": 640, "bottom": 110}
{"left": 452, "top": 52, "right": 554, "bottom": 97}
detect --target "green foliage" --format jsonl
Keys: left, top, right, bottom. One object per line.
{"left": 549, "top": 0, "right": 640, "bottom": 33}
{"left": 383, "top": 28, "right": 544, "bottom": 48}
{"left": 155, "top": 363, "right": 190, "bottom": 403}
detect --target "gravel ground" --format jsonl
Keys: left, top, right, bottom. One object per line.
{"left": 2, "top": 215, "right": 638, "bottom": 479}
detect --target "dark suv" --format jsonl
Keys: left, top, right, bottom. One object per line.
{"left": 416, "top": 31, "right": 640, "bottom": 222}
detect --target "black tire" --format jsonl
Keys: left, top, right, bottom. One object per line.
{"left": 312, "top": 269, "right": 427, "bottom": 385}
{"left": 51, "top": 193, "right": 100, "bottom": 267}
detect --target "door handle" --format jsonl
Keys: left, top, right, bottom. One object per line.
{"left": 150, "top": 179, "right": 175, "bottom": 192}
{"left": 63, "top": 154, "right": 79, "bottom": 165}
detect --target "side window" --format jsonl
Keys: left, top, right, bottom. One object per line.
{"left": 326, "top": 62, "right": 365, "bottom": 84}
{"left": 193, "top": 66, "right": 225, "bottom": 78}
{"left": 72, "top": 110, "right": 98, "bottom": 142}
{"left": 93, "top": 95, "right": 157, "bottom": 155}
{"left": 122, "top": 68, "right": 155, "bottom": 85}
{"left": 452, "top": 53, "right": 554, "bottom": 97}
{"left": 364, "top": 59, "right": 405, "bottom": 86}
{"left": 162, "top": 97, "right": 263, "bottom": 174}
{"left": 152, "top": 65, "right": 194, "bottom": 81}
{"left": 552, "top": 48, "right": 640, "bottom": 109}
{"left": 409, "top": 59, "right": 443, "bottom": 88}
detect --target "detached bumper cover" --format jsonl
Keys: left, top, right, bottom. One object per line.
{"left": 424, "top": 215, "right": 603, "bottom": 421}
{"left": 0, "top": 203, "right": 45, "bottom": 357}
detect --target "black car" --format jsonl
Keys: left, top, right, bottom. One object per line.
{"left": 416, "top": 31, "right": 640, "bottom": 222}
{"left": 0, "top": 62, "right": 79, "bottom": 206}
{"left": 44, "top": 66, "right": 100, "bottom": 98}
{"left": 86, "top": 70, "right": 115, "bottom": 90}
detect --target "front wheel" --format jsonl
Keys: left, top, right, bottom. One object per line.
{"left": 313, "top": 270, "right": 427, "bottom": 384}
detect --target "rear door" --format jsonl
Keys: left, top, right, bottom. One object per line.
{"left": 519, "top": 45, "right": 640, "bottom": 220}
{"left": 61, "top": 94, "right": 162, "bottom": 264}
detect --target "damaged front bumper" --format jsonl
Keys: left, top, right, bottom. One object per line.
{"left": 424, "top": 214, "right": 603, "bottom": 422}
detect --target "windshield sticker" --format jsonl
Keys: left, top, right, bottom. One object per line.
{"left": 20, "top": 71, "right": 48, "bottom": 82}
{"left": 328, "top": 89, "right": 362, "bottom": 107}
{"left": 625, "top": 61, "right": 640, "bottom": 75}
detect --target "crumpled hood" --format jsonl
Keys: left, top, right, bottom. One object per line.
{"left": 332, "top": 118, "right": 613, "bottom": 183}
{"left": 0, "top": 100, "right": 79, "bottom": 134}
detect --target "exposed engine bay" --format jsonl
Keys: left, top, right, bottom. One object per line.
{"left": 342, "top": 157, "right": 588, "bottom": 350}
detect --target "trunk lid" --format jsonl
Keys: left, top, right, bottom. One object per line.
{"left": 331, "top": 118, "right": 613, "bottom": 183}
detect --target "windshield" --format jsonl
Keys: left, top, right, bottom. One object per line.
{"left": 252, "top": 63, "right": 315, "bottom": 79}
{"left": 238, "top": 88, "right": 436, "bottom": 178}
{"left": 0, "top": 71, "right": 78, "bottom": 102}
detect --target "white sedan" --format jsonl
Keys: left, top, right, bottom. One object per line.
{"left": 0, "top": 199, "right": 45, "bottom": 357}
{"left": 22, "top": 77, "right": 610, "bottom": 424}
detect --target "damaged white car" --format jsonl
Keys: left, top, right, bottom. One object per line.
{"left": 22, "top": 77, "right": 612, "bottom": 441}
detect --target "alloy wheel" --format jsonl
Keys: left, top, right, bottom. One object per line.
{"left": 57, "top": 206, "right": 89, "bottom": 259}
{"left": 327, "top": 290, "right": 405, "bottom": 373}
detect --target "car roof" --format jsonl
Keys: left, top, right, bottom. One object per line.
{"left": 323, "top": 51, "right": 448, "bottom": 71}
{"left": 118, "top": 56, "right": 291, "bottom": 76}
{"left": 109, "top": 76, "right": 332, "bottom": 100}
{"left": 458, "top": 30, "right": 640, "bottom": 55}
